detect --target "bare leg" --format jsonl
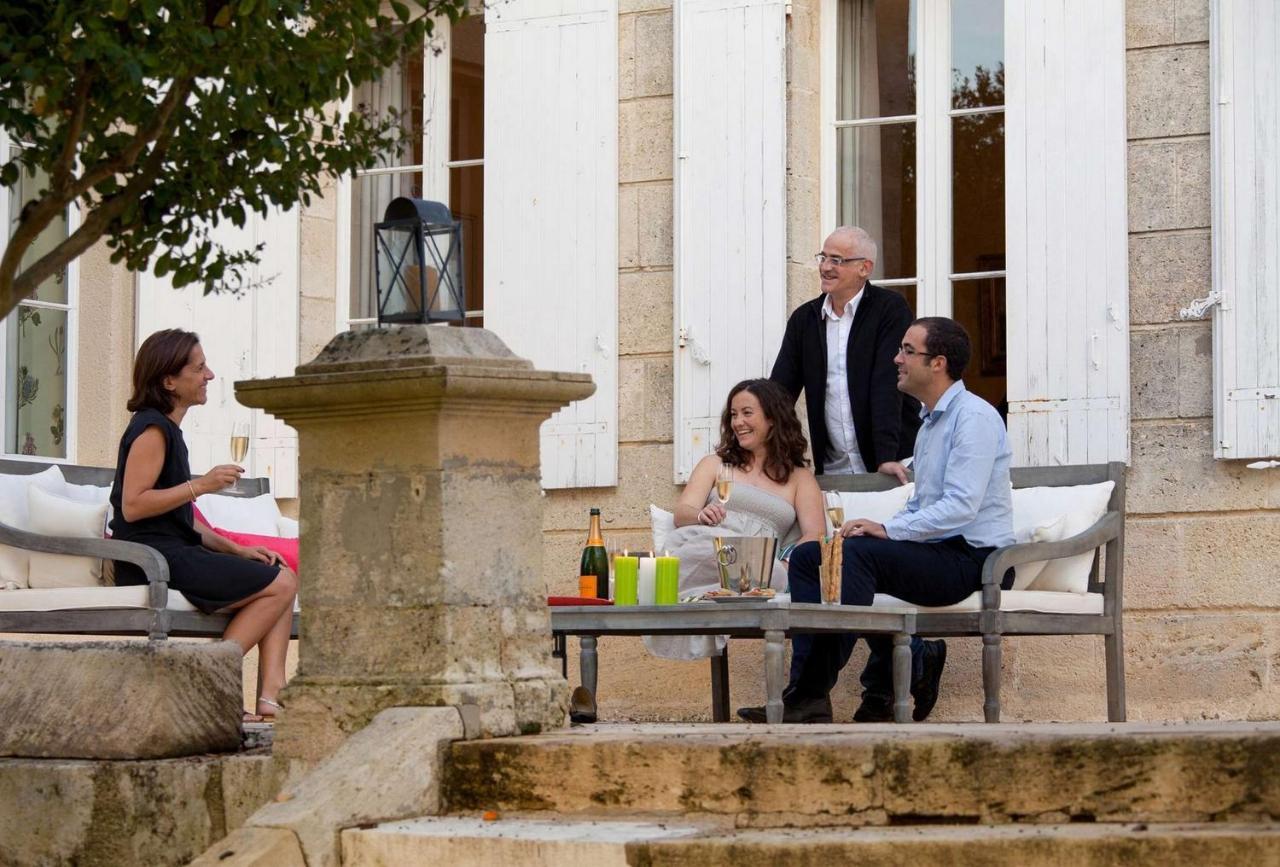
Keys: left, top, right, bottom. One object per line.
{"left": 255, "top": 603, "right": 294, "bottom": 711}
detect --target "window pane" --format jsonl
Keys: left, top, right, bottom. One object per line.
{"left": 887, "top": 283, "right": 917, "bottom": 316}
{"left": 837, "top": 0, "right": 916, "bottom": 120}
{"left": 7, "top": 152, "right": 69, "bottom": 304}
{"left": 837, "top": 122, "right": 916, "bottom": 280}
{"left": 951, "top": 277, "right": 1006, "bottom": 416}
{"left": 6, "top": 306, "right": 68, "bottom": 458}
{"left": 450, "top": 15, "right": 485, "bottom": 162}
{"left": 951, "top": 0, "right": 1003, "bottom": 109}
{"left": 449, "top": 164, "right": 483, "bottom": 326}
{"left": 951, "top": 112, "right": 1004, "bottom": 274}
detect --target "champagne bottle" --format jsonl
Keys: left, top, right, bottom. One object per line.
{"left": 579, "top": 508, "right": 610, "bottom": 600}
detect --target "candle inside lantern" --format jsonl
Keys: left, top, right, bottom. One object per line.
{"left": 655, "top": 552, "right": 680, "bottom": 605}
{"left": 613, "top": 552, "right": 639, "bottom": 606}
{"left": 637, "top": 553, "right": 657, "bottom": 606}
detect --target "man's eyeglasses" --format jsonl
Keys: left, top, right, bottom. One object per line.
{"left": 813, "top": 253, "right": 868, "bottom": 267}
{"left": 898, "top": 345, "right": 939, "bottom": 358}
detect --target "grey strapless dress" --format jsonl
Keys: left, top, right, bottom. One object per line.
{"left": 645, "top": 484, "right": 799, "bottom": 660}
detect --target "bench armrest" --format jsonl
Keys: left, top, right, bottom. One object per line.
{"left": 0, "top": 521, "right": 170, "bottom": 592}
{"left": 978, "top": 511, "right": 1123, "bottom": 612}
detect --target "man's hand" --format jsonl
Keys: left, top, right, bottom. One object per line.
{"left": 877, "top": 461, "right": 909, "bottom": 485}
{"left": 840, "top": 518, "right": 888, "bottom": 539}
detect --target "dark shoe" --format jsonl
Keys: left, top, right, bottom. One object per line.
{"left": 912, "top": 639, "right": 947, "bottom": 722}
{"left": 569, "top": 686, "right": 597, "bottom": 724}
{"left": 852, "top": 698, "right": 893, "bottom": 723}
{"left": 737, "top": 694, "right": 833, "bottom": 724}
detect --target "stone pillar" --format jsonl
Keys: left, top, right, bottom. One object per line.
{"left": 236, "top": 327, "right": 593, "bottom": 763}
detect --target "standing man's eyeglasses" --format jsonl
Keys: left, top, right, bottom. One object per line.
{"left": 813, "top": 253, "right": 868, "bottom": 267}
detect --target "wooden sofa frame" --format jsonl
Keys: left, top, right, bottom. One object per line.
{"left": 0, "top": 458, "right": 298, "bottom": 641}
{"left": 819, "top": 461, "right": 1127, "bottom": 723}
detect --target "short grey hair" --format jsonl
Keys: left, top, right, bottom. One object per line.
{"left": 829, "top": 226, "right": 878, "bottom": 263}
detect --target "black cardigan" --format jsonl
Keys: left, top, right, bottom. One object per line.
{"left": 770, "top": 283, "right": 921, "bottom": 474}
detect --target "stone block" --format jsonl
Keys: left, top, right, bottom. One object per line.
{"left": 1129, "top": 230, "right": 1212, "bottom": 324}
{"left": 787, "top": 85, "right": 822, "bottom": 182}
{"left": 192, "top": 827, "right": 307, "bottom": 867}
{"left": 543, "top": 443, "right": 681, "bottom": 531}
{"left": 620, "top": 12, "right": 673, "bottom": 100}
{"left": 1127, "top": 419, "right": 1280, "bottom": 513}
{"left": 620, "top": 98, "right": 674, "bottom": 183}
{"left": 299, "top": 216, "right": 338, "bottom": 300}
{"left": 620, "top": 184, "right": 641, "bottom": 268}
{"left": 1128, "top": 138, "right": 1211, "bottom": 232}
{"left": 618, "top": 355, "right": 674, "bottom": 444}
{"left": 621, "top": 0, "right": 671, "bottom": 14}
{"left": 618, "top": 269, "right": 674, "bottom": 355}
{"left": 0, "top": 640, "right": 241, "bottom": 759}
{"left": 787, "top": 174, "right": 821, "bottom": 265}
{"left": 248, "top": 707, "right": 465, "bottom": 867}
{"left": 221, "top": 753, "right": 289, "bottom": 831}
{"left": 300, "top": 295, "right": 336, "bottom": 361}
{"left": 1127, "top": 45, "right": 1210, "bottom": 139}
{"left": 788, "top": 260, "right": 818, "bottom": 313}
{"left": 638, "top": 183, "right": 674, "bottom": 267}
{"left": 786, "top": 0, "right": 822, "bottom": 93}
{"left": 1127, "top": 0, "right": 1210, "bottom": 48}
{"left": 1129, "top": 322, "right": 1211, "bottom": 419}
{"left": 1125, "top": 514, "right": 1280, "bottom": 611}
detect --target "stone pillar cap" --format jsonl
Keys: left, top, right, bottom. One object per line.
{"left": 297, "top": 326, "right": 533, "bottom": 376}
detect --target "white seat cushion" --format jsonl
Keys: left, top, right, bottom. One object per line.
{"left": 0, "top": 585, "right": 199, "bottom": 612}
{"left": 872, "top": 589, "right": 1104, "bottom": 615}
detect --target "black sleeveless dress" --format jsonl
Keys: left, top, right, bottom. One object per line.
{"left": 109, "top": 408, "right": 278, "bottom": 613}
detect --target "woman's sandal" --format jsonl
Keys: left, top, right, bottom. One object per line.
{"left": 256, "top": 697, "right": 284, "bottom": 722}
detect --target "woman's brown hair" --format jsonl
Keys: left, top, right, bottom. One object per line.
{"left": 127, "top": 329, "right": 201, "bottom": 415}
{"left": 715, "top": 378, "right": 809, "bottom": 484}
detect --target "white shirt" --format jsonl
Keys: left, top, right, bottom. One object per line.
{"left": 820, "top": 290, "right": 867, "bottom": 474}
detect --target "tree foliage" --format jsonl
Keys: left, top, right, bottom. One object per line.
{"left": 0, "top": 0, "right": 466, "bottom": 319}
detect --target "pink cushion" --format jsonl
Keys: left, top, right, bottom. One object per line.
{"left": 193, "top": 506, "right": 298, "bottom": 573}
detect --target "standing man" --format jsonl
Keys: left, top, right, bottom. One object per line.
{"left": 769, "top": 226, "right": 942, "bottom": 722}
{"left": 742, "top": 317, "right": 1015, "bottom": 724}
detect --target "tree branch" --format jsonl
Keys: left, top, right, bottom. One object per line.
{"left": 50, "top": 68, "right": 93, "bottom": 196}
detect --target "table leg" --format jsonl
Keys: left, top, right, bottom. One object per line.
{"left": 892, "top": 632, "right": 911, "bottom": 724}
{"left": 710, "top": 644, "right": 730, "bottom": 722}
{"left": 580, "top": 635, "right": 598, "bottom": 698}
{"left": 764, "top": 630, "right": 785, "bottom": 724}
{"left": 553, "top": 634, "right": 567, "bottom": 679}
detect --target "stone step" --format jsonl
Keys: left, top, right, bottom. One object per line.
{"left": 443, "top": 722, "right": 1280, "bottom": 826}
{"left": 342, "top": 816, "right": 1280, "bottom": 866}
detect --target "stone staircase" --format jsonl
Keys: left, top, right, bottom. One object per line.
{"left": 340, "top": 721, "right": 1280, "bottom": 865}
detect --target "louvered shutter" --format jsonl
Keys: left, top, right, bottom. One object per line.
{"left": 135, "top": 206, "right": 300, "bottom": 496}
{"left": 1004, "top": 0, "right": 1129, "bottom": 465}
{"left": 483, "top": 0, "right": 619, "bottom": 489}
{"left": 673, "top": 0, "right": 787, "bottom": 482}
{"left": 1211, "top": 0, "right": 1280, "bottom": 459}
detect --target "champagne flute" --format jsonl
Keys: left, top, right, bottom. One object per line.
{"left": 715, "top": 463, "right": 733, "bottom": 506}
{"left": 229, "top": 422, "right": 250, "bottom": 465}
{"left": 825, "top": 491, "right": 845, "bottom": 536}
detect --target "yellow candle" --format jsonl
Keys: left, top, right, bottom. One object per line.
{"left": 614, "top": 555, "right": 639, "bottom": 606}
{"left": 655, "top": 554, "right": 680, "bottom": 605}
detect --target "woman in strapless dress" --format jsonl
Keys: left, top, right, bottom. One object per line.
{"left": 647, "top": 379, "right": 825, "bottom": 659}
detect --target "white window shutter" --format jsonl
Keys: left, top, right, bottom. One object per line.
{"left": 673, "top": 0, "right": 787, "bottom": 482}
{"left": 483, "top": 0, "right": 619, "bottom": 489}
{"left": 1211, "top": 0, "right": 1280, "bottom": 460}
{"left": 1004, "top": 0, "right": 1129, "bottom": 466}
{"left": 136, "top": 206, "right": 300, "bottom": 496}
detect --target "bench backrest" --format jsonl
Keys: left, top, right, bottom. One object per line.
{"left": 0, "top": 458, "right": 271, "bottom": 497}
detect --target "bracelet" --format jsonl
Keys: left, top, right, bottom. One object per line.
{"left": 186, "top": 481, "right": 197, "bottom": 502}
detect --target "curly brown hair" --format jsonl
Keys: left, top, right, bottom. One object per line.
{"left": 715, "top": 379, "right": 810, "bottom": 484}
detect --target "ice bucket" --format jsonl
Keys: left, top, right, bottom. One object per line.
{"left": 713, "top": 536, "right": 779, "bottom": 594}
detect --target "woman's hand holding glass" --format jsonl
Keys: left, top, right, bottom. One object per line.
{"left": 196, "top": 464, "right": 244, "bottom": 495}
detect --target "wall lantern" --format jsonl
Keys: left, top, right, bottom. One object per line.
{"left": 374, "top": 197, "right": 465, "bottom": 325}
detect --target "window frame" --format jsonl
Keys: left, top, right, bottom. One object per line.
{"left": 0, "top": 129, "right": 80, "bottom": 464}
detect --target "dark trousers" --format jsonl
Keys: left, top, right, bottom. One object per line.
{"left": 785, "top": 535, "right": 994, "bottom": 702}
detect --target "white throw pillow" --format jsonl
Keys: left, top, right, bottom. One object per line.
{"left": 277, "top": 516, "right": 299, "bottom": 539}
{"left": 1009, "top": 515, "right": 1064, "bottom": 590}
{"left": 1014, "top": 481, "right": 1115, "bottom": 594}
{"left": 0, "top": 466, "right": 68, "bottom": 587}
{"left": 836, "top": 483, "right": 914, "bottom": 531}
{"left": 650, "top": 504, "right": 676, "bottom": 553}
{"left": 194, "top": 492, "right": 282, "bottom": 535}
{"left": 26, "top": 485, "right": 108, "bottom": 589}
{"left": 63, "top": 482, "right": 114, "bottom": 527}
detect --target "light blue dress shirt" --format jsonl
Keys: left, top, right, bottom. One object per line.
{"left": 883, "top": 380, "right": 1014, "bottom": 549}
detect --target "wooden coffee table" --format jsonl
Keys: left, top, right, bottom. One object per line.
{"left": 550, "top": 600, "right": 917, "bottom": 723}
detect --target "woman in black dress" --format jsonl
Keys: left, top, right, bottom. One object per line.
{"left": 110, "top": 329, "right": 298, "bottom": 721}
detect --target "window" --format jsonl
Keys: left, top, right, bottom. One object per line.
{"left": 827, "top": 0, "right": 1007, "bottom": 411}
{"left": 341, "top": 15, "right": 485, "bottom": 329}
{"left": 0, "top": 131, "right": 77, "bottom": 460}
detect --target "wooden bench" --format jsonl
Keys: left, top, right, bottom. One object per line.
{"left": 820, "top": 461, "right": 1127, "bottom": 723}
{"left": 0, "top": 459, "right": 298, "bottom": 641}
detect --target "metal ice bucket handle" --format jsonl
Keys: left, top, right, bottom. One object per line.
{"left": 712, "top": 536, "right": 778, "bottom": 593}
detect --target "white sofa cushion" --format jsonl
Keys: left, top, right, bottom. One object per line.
{"left": 277, "top": 515, "right": 299, "bottom": 539}
{"left": 650, "top": 504, "right": 676, "bottom": 553}
{"left": 833, "top": 483, "right": 914, "bottom": 533}
{"left": 26, "top": 486, "right": 108, "bottom": 589}
{"left": 1009, "top": 481, "right": 1114, "bottom": 593}
{"left": 0, "top": 584, "right": 199, "bottom": 612}
{"left": 873, "top": 589, "right": 1104, "bottom": 615}
{"left": 63, "top": 481, "right": 114, "bottom": 526}
{"left": 0, "top": 466, "right": 67, "bottom": 588}
{"left": 194, "top": 492, "right": 282, "bottom": 535}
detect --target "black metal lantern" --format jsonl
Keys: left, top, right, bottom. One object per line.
{"left": 373, "top": 197, "right": 465, "bottom": 325}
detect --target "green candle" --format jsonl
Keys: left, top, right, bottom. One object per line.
{"left": 614, "top": 555, "right": 639, "bottom": 606}
{"left": 654, "top": 554, "right": 680, "bottom": 605}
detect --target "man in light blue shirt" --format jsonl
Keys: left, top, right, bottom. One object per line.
{"left": 740, "top": 317, "right": 1014, "bottom": 724}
